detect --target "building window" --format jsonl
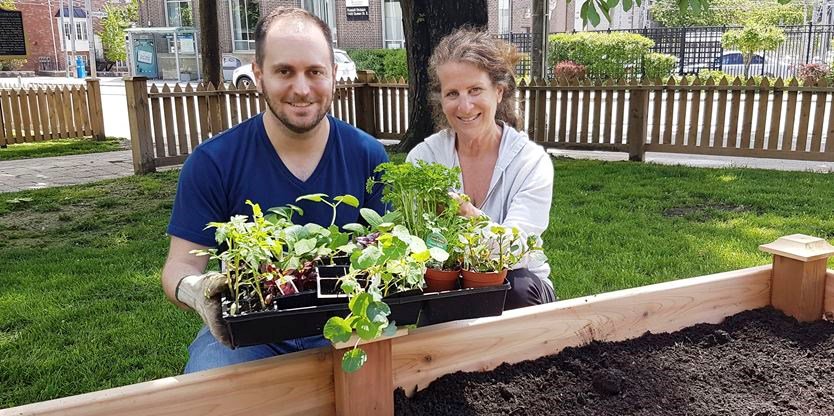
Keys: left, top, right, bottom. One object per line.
{"left": 64, "top": 22, "right": 87, "bottom": 41}
{"left": 230, "top": 0, "right": 259, "bottom": 51}
{"left": 383, "top": 0, "right": 404, "bottom": 49}
{"left": 302, "top": 0, "right": 336, "bottom": 42}
{"left": 166, "top": 0, "right": 193, "bottom": 27}
{"left": 498, "top": 0, "right": 511, "bottom": 34}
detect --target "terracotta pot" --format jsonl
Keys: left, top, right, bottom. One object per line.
{"left": 461, "top": 269, "right": 508, "bottom": 289}
{"left": 425, "top": 268, "right": 460, "bottom": 292}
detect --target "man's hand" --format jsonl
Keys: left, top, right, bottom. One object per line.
{"left": 175, "top": 272, "right": 231, "bottom": 347}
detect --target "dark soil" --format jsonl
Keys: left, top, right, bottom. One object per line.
{"left": 395, "top": 307, "right": 834, "bottom": 416}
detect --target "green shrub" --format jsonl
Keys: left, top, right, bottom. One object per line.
{"left": 697, "top": 69, "right": 733, "bottom": 81}
{"left": 548, "top": 32, "right": 654, "bottom": 80}
{"left": 346, "top": 48, "right": 408, "bottom": 80}
{"left": 642, "top": 53, "right": 677, "bottom": 80}
{"left": 381, "top": 48, "right": 408, "bottom": 80}
{"left": 0, "top": 58, "right": 26, "bottom": 71}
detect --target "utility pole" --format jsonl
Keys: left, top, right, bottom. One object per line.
{"left": 531, "top": 0, "right": 548, "bottom": 80}
{"left": 69, "top": 0, "right": 77, "bottom": 77}
{"left": 85, "top": 0, "right": 96, "bottom": 77}
{"left": 60, "top": 0, "right": 69, "bottom": 77}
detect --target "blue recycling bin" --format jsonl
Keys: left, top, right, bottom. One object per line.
{"left": 76, "top": 56, "right": 86, "bottom": 78}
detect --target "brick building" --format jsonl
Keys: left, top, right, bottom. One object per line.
{"left": 486, "top": 0, "right": 576, "bottom": 34}
{"left": 7, "top": 0, "right": 130, "bottom": 74}
{"left": 136, "top": 1, "right": 578, "bottom": 71}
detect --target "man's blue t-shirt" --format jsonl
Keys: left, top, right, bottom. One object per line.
{"left": 167, "top": 114, "right": 388, "bottom": 247}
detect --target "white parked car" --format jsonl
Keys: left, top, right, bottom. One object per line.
{"left": 231, "top": 49, "right": 358, "bottom": 89}
{"left": 682, "top": 51, "right": 794, "bottom": 78}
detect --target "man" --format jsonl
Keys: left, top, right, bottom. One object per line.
{"left": 161, "top": 7, "right": 388, "bottom": 373}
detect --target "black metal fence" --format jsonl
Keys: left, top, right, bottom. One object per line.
{"left": 494, "top": 32, "right": 533, "bottom": 77}
{"left": 498, "top": 24, "right": 834, "bottom": 79}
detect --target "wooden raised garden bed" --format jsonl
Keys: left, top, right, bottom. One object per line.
{"left": 5, "top": 233, "right": 834, "bottom": 416}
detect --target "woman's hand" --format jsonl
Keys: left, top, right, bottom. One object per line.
{"left": 448, "top": 191, "right": 482, "bottom": 218}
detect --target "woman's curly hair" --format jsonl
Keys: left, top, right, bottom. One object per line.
{"left": 428, "top": 27, "right": 522, "bottom": 130}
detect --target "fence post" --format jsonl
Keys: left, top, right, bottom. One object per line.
{"left": 760, "top": 234, "right": 834, "bottom": 322}
{"left": 125, "top": 77, "right": 156, "bottom": 174}
{"left": 354, "top": 70, "right": 378, "bottom": 137}
{"left": 626, "top": 80, "right": 648, "bottom": 161}
{"left": 85, "top": 78, "right": 106, "bottom": 140}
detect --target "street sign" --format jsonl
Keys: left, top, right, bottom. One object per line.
{"left": 90, "top": 11, "right": 107, "bottom": 18}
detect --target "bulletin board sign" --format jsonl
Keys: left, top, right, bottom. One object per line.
{"left": 0, "top": 9, "right": 27, "bottom": 57}
{"left": 346, "top": 0, "right": 369, "bottom": 21}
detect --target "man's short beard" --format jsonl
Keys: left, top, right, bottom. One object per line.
{"left": 264, "top": 95, "right": 331, "bottom": 135}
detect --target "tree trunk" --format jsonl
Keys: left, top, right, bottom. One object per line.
{"left": 199, "top": 0, "right": 221, "bottom": 86}
{"left": 396, "top": 0, "right": 489, "bottom": 153}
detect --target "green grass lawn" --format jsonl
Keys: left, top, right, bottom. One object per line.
{"left": 0, "top": 137, "right": 127, "bottom": 161}
{"left": 1, "top": 158, "right": 833, "bottom": 408}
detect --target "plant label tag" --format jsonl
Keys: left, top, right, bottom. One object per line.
{"left": 425, "top": 232, "right": 448, "bottom": 250}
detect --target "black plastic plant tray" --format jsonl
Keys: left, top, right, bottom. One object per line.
{"left": 384, "top": 288, "right": 424, "bottom": 326}
{"left": 418, "top": 280, "right": 511, "bottom": 326}
{"left": 272, "top": 289, "right": 317, "bottom": 310}
{"left": 222, "top": 299, "right": 347, "bottom": 348}
{"left": 222, "top": 288, "right": 425, "bottom": 348}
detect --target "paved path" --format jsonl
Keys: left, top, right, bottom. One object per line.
{"left": 0, "top": 150, "right": 133, "bottom": 193}
{"left": 1, "top": 148, "right": 832, "bottom": 194}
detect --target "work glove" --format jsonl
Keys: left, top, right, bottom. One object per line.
{"left": 176, "top": 272, "right": 231, "bottom": 347}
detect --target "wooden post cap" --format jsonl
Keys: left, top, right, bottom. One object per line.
{"left": 759, "top": 234, "right": 834, "bottom": 262}
{"left": 760, "top": 234, "right": 834, "bottom": 322}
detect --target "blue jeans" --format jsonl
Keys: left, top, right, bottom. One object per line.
{"left": 184, "top": 326, "right": 331, "bottom": 373}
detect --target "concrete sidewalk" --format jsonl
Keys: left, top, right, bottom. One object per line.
{"left": 1, "top": 148, "right": 832, "bottom": 194}
{"left": 0, "top": 150, "right": 133, "bottom": 193}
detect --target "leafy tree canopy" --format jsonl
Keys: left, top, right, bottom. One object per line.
{"left": 99, "top": 0, "right": 139, "bottom": 63}
{"left": 649, "top": 0, "right": 803, "bottom": 27}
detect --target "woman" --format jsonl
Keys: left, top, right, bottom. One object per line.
{"left": 406, "top": 27, "right": 556, "bottom": 309}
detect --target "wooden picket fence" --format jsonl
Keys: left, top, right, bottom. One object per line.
{"left": 127, "top": 74, "right": 373, "bottom": 173}
{"left": 0, "top": 79, "right": 105, "bottom": 146}
{"left": 127, "top": 72, "right": 834, "bottom": 173}
{"left": 521, "top": 77, "right": 834, "bottom": 161}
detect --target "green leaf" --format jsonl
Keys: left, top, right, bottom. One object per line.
{"left": 606, "top": 0, "right": 619, "bottom": 9}
{"left": 293, "top": 238, "right": 317, "bottom": 255}
{"left": 341, "top": 348, "right": 367, "bottom": 373}
{"left": 366, "top": 301, "right": 391, "bottom": 324}
{"left": 411, "top": 249, "right": 431, "bottom": 263}
{"left": 323, "top": 317, "right": 353, "bottom": 343}
{"left": 295, "top": 193, "right": 328, "bottom": 203}
{"left": 429, "top": 247, "right": 450, "bottom": 262}
{"left": 355, "top": 246, "right": 383, "bottom": 269}
{"left": 382, "top": 321, "right": 397, "bottom": 337}
{"left": 622, "top": 0, "right": 632, "bottom": 11}
{"left": 343, "top": 223, "right": 367, "bottom": 235}
{"left": 355, "top": 317, "right": 384, "bottom": 340}
{"left": 334, "top": 195, "right": 360, "bottom": 208}
{"left": 349, "top": 292, "right": 372, "bottom": 316}
{"left": 360, "top": 208, "right": 384, "bottom": 227}
{"left": 587, "top": 3, "right": 601, "bottom": 26}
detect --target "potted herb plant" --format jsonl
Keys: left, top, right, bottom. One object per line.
{"left": 459, "top": 216, "right": 546, "bottom": 289}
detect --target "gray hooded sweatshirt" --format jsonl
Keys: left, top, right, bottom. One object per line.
{"left": 406, "top": 123, "right": 553, "bottom": 287}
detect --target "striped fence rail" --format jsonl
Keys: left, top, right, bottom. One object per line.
{"left": 0, "top": 79, "right": 104, "bottom": 146}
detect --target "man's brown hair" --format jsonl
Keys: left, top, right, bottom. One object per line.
{"left": 254, "top": 7, "right": 334, "bottom": 67}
